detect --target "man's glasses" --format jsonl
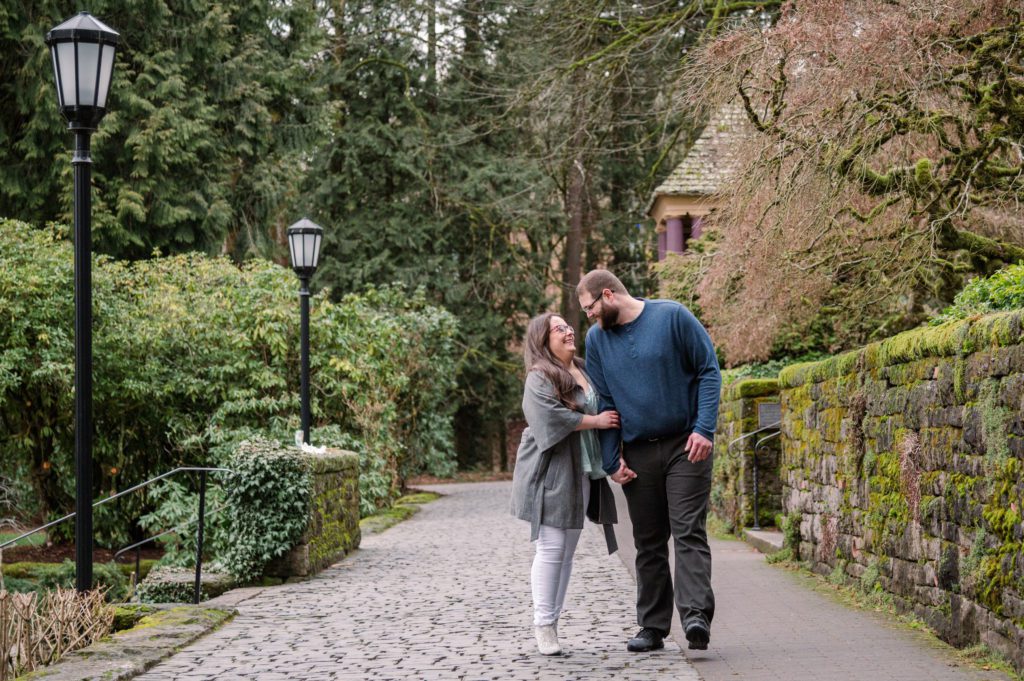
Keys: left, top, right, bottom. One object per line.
{"left": 581, "top": 297, "right": 602, "bottom": 314}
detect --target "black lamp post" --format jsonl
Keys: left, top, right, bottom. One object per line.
{"left": 45, "top": 12, "right": 119, "bottom": 592}
{"left": 287, "top": 219, "right": 323, "bottom": 445}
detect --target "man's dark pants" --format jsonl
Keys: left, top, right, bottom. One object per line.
{"left": 622, "top": 432, "right": 715, "bottom": 634}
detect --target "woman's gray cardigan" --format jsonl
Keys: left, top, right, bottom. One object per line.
{"left": 509, "top": 370, "right": 618, "bottom": 554}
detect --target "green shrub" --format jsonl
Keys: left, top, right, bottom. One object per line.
{"left": 829, "top": 560, "right": 849, "bottom": 585}
{"left": 218, "top": 439, "right": 311, "bottom": 582}
{"left": 722, "top": 353, "right": 831, "bottom": 383}
{"left": 0, "top": 219, "right": 459, "bottom": 542}
{"left": 137, "top": 476, "right": 229, "bottom": 569}
{"left": 932, "top": 263, "right": 1024, "bottom": 324}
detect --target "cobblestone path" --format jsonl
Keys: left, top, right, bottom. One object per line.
{"left": 136, "top": 481, "right": 700, "bottom": 680}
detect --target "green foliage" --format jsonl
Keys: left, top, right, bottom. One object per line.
{"left": 828, "top": 559, "right": 849, "bottom": 586}
{"left": 655, "top": 232, "right": 720, "bottom": 317}
{"left": 305, "top": 0, "right": 552, "bottom": 470}
{"left": 137, "top": 477, "right": 227, "bottom": 569}
{"left": 765, "top": 547, "right": 793, "bottom": 564}
{"left": 932, "top": 264, "right": 1024, "bottom": 324}
{"left": 781, "top": 513, "right": 802, "bottom": 559}
{"left": 0, "top": 0, "right": 329, "bottom": 257}
{"left": 2, "top": 560, "right": 129, "bottom": 602}
{"left": 0, "top": 219, "right": 458, "bottom": 543}
{"left": 134, "top": 577, "right": 201, "bottom": 605}
{"left": 980, "top": 380, "right": 1010, "bottom": 467}
{"left": 860, "top": 559, "right": 882, "bottom": 593}
{"left": 219, "top": 439, "right": 311, "bottom": 582}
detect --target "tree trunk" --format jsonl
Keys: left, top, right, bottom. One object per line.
{"left": 561, "top": 75, "right": 590, "bottom": 331}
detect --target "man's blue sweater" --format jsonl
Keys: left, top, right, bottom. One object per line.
{"left": 584, "top": 299, "right": 721, "bottom": 475}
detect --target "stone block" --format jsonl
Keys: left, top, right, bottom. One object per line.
{"left": 915, "top": 585, "right": 946, "bottom": 606}
{"left": 266, "top": 448, "right": 360, "bottom": 579}
{"left": 1002, "top": 589, "right": 1024, "bottom": 620}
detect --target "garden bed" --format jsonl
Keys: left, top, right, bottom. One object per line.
{"left": 1, "top": 544, "right": 163, "bottom": 564}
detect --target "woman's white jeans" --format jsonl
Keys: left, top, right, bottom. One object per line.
{"left": 531, "top": 474, "right": 590, "bottom": 626}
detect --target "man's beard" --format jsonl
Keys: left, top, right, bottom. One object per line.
{"left": 598, "top": 304, "right": 619, "bottom": 328}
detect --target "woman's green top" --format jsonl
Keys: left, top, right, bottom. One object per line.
{"left": 580, "top": 386, "right": 607, "bottom": 480}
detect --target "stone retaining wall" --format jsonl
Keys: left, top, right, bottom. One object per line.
{"left": 777, "top": 310, "right": 1024, "bottom": 669}
{"left": 713, "top": 379, "right": 782, "bottom": 531}
{"left": 267, "top": 448, "right": 360, "bottom": 579}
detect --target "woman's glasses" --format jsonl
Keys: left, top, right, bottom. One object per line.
{"left": 550, "top": 323, "right": 572, "bottom": 335}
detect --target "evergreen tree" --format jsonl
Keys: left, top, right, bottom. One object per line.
{"left": 0, "top": 0, "right": 328, "bottom": 258}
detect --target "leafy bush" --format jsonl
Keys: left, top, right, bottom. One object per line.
{"left": 931, "top": 263, "right": 1024, "bottom": 324}
{"left": 0, "top": 219, "right": 459, "bottom": 543}
{"left": 218, "top": 439, "right": 311, "bottom": 582}
{"left": 137, "top": 476, "right": 228, "bottom": 569}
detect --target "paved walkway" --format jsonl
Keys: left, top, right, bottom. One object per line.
{"left": 137, "top": 481, "right": 1011, "bottom": 681}
{"left": 136, "top": 481, "right": 697, "bottom": 680}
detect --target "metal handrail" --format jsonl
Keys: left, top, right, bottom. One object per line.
{"left": 727, "top": 421, "right": 781, "bottom": 448}
{"left": 115, "top": 502, "right": 229, "bottom": 594}
{"left": 0, "top": 466, "right": 231, "bottom": 605}
{"left": 725, "top": 423, "right": 781, "bottom": 532}
{"left": 0, "top": 467, "right": 231, "bottom": 551}
{"left": 755, "top": 430, "right": 782, "bottom": 449}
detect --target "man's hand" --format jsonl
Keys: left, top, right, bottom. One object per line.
{"left": 609, "top": 457, "right": 637, "bottom": 485}
{"left": 684, "top": 432, "right": 714, "bottom": 463}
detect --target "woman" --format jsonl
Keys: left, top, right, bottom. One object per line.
{"left": 509, "top": 312, "right": 620, "bottom": 656}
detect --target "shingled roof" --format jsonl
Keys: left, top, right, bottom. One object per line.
{"left": 646, "top": 103, "right": 752, "bottom": 214}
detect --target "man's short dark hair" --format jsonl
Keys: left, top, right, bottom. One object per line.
{"left": 577, "top": 270, "right": 629, "bottom": 301}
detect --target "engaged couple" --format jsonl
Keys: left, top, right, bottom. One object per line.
{"left": 510, "top": 269, "right": 722, "bottom": 656}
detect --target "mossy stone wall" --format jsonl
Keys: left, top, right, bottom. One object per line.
{"left": 777, "top": 310, "right": 1024, "bottom": 670}
{"left": 713, "top": 379, "right": 782, "bottom": 531}
{"left": 266, "top": 448, "right": 361, "bottom": 578}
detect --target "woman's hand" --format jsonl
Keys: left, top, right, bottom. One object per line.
{"left": 592, "top": 410, "right": 620, "bottom": 429}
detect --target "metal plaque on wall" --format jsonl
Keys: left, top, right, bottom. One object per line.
{"left": 758, "top": 402, "right": 781, "bottom": 429}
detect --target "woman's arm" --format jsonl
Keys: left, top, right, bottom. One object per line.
{"left": 576, "top": 410, "right": 620, "bottom": 431}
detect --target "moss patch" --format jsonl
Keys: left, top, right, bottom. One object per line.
{"left": 779, "top": 310, "right": 1024, "bottom": 388}
{"left": 359, "top": 493, "right": 441, "bottom": 536}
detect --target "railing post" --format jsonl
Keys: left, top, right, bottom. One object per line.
{"left": 193, "top": 470, "right": 207, "bottom": 604}
{"left": 751, "top": 447, "right": 761, "bottom": 531}
{"left": 134, "top": 546, "right": 141, "bottom": 588}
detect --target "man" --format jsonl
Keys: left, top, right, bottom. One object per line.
{"left": 576, "top": 269, "right": 721, "bottom": 653}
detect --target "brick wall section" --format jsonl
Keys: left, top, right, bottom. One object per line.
{"left": 713, "top": 379, "right": 782, "bottom": 531}
{"left": 267, "top": 448, "right": 360, "bottom": 579}
{"left": 777, "top": 310, "right": 1024, "bottom": 671}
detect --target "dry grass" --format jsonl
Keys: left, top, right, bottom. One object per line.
{"left": 0, "top": 587, "right": 114, "bottom": 680}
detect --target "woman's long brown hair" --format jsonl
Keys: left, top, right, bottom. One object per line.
{"left": 523, "top": 312, "right": 583, "bottom": 410}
